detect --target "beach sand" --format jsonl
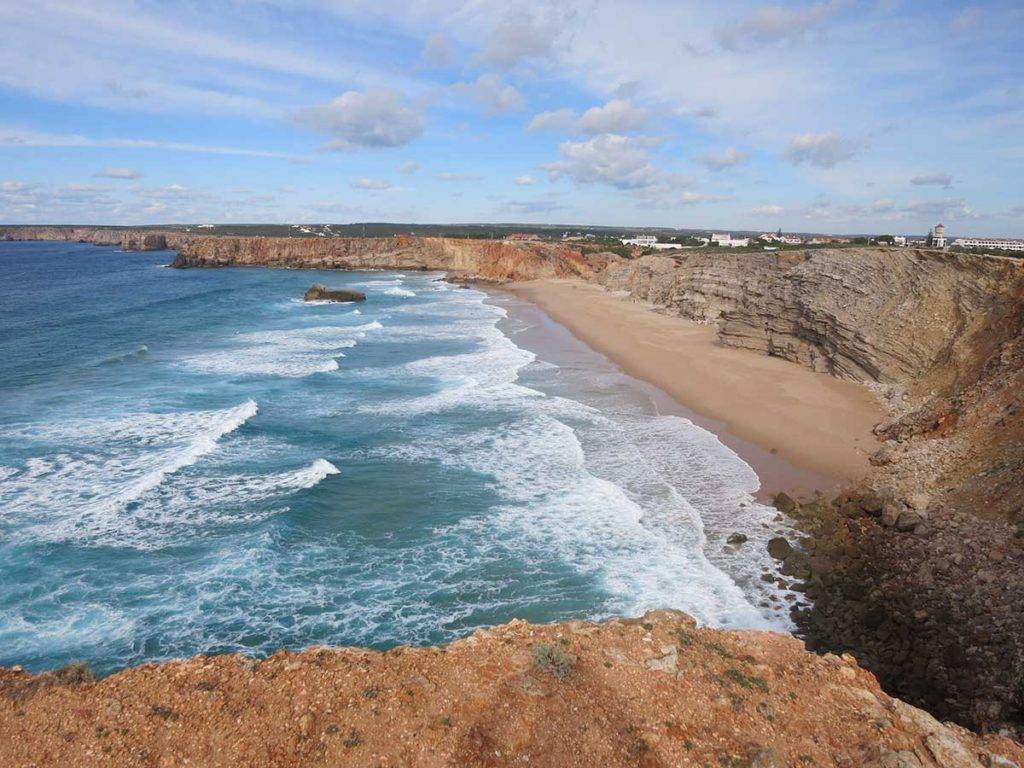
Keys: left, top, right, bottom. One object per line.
{"left": 504, "top": 279, "right": 884, "bottom": 498}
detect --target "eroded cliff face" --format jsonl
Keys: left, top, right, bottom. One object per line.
{"left": 600, "top": 248, "right": 1023, "bottom": 389}
{"left": 171, "top": 235, "right": 595, "bottom": 281}
{"left": 2, "top": 610, "right": 1020, "bottom": 768}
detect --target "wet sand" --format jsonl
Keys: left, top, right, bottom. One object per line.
{"left": 502, "top": 279, "right": 884, "bottom": 499}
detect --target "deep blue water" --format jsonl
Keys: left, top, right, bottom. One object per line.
{"left": 0, "top": 241, "right": 797, "bottom": 674}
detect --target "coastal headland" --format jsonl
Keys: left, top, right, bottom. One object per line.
{"left": 2, "top": 226, "right": 1023, "bottom": 744}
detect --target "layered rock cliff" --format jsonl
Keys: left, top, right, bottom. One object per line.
{"left": 599, "top": 248, "right": 1023, "bottom": 388}
{"left": 171, "top": 234, "right": 595, "bottom": 282}
{"left": 2, "top": 610, "right": 1021, "bottom": 768}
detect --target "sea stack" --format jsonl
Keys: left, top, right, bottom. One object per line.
{"left": 303, "top": 283, "right": 366, "bottom": 302}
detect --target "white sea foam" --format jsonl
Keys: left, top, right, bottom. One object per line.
{"left": 178, "top": 322, "right": 381, "bottom": 378}
{"left": 0, "top": 400, "right": 259, "bottom": 546}
{"left": 383, "top": 287, "right": 416, "bottom": 297}
{"left": 348, "top": 284, "right": 795, "bottom": 629}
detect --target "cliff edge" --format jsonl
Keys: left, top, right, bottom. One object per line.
{"left": 2, "top": 610, "right": 1020, "bottom": 768}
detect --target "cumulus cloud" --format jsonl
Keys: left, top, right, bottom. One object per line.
{"left": 784, "top": 131, "right": 860, "bottom": 168}
{"left": 95, "top": 167, "right": 142, "bottom": 179}
{"left": 910, "top": 173, "right": 953, "bottom": 188}
{"left": 294, "top": 90, "right": 424, "bottom": 149}
{"left": 527, "top": 108, "right": 577, "bottom": 133}
{"left": 576, "top": 100, "right": 648, "bottom": 134}
{"left": 422, "top": 33, "right": 454, "bottom": 67}
{"left": 527, "top": 100, "right": 648, "bottom": 135}
{"left": 397, "top": 160, "right": 420, "bottom": 174}
{"left": 717, "top": 1, "right": 846, "bottom": 50}
{"left": 514, "top": 175, "right": 537, "bottom": 185}
{"left": 543, "top": 134, "right": 662, "bottom": 190}
{"left": 352, "top": 178, "right": 391, "bottom": 190}
{"left": 477, "top": 10, "right": 558, "bottom": 68}
{"left": 696, "top": 147, "right": 750, "bottom": 171}
{"left": 453, "top": 74, "right": 525, "bottom": 113}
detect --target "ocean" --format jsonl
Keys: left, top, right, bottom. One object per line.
{"left": 0, "top": 241, "right": 799, "bottom": 675}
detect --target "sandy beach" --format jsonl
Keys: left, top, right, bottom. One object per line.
{"left": 505, "top": 279, "right": 884, "bottom": 497}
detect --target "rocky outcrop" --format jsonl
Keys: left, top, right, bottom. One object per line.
{"left": 119, "top": 233, "right": 169, "bottom": 251}
{"left": 2, "top": 610, "right": 1020, "bottom": 768}
{"left": 303, "top": 283, "right": 365, "bottom": 302}
{"left": 171, "top": 235, "right": 595, "bottom": 282}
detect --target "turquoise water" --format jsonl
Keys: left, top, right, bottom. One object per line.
{"left": 0, "top": 241, "right": 796, "bottom": 675}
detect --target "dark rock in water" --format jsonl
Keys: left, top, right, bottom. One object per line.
{"left": 767, "top": 536, "right": 793, "bottom": 561}
{"left": 726, "top": 532, "right": 748, "bottom": 545}
{"left": 772, "top": 492, "right": 798, "bottom": 515}
{"left": 304, "top": 284, "right": 366, "bottom": 303}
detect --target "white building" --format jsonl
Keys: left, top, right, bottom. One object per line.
{"left": 621, "top": 235, "right": 658, "bottom": 247}
{"left": 930, "top": 223, "right": 948, "bottom": 249}
{"left": 893, "top": 236, "right": 907, "bottom": 246}
{"left": 711, "top": 233, "right": 750, "bottom": 248}
{"left": 952, "top": 236, "right": 1024, "bottom": 253}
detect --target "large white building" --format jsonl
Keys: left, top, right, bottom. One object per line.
{"left": 952, "top": 236, "right": 1024, "bottom": 253}
{"left": 711, "top": 233, "right": 750, "bottom": 248}
{"left": 621, "top": 235, "right": 658, "bottom": 247}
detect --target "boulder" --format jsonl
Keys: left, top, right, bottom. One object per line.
{"left": 773, "top": 492, "right": 798, "bottom": 515}
{"left": 726, "top": 532, "right": 748, "bottom": 545}
{"left": 767, "top": 536, "right": 793, "bottom": 561}
{"left": 304, "top": 284, "right": 366, "bottom": 303}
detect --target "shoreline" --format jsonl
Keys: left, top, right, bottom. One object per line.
{"left": 499, "top": 278, "right": 884, "bottom": 499}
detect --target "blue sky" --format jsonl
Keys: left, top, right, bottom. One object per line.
{"left": 1, "top": 0, "right": 1021, "bottom": 236}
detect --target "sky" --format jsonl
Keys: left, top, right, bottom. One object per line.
{"left": 1, "top": 0, "right": 1022, "bottom": 236}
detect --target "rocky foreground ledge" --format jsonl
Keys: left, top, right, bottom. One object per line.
{"left": 2, "top": 611, "right": 1021, "bottom": 768}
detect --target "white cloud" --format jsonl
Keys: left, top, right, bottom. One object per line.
{"left": 528, "top": 108, "right": 577, "bottom": 133}
{"left": 696, "top": 147, "right": 750, "bottom": 171}
{"left": 753, "top": 204, "right": 785, "bottom": 215}
{"left": 514, "top": 175, "right": 537, "bottom": 186}
{"left": 716, "top": 1, "right": 846, "bottom": 50}
{"left": 576, "top": 100, "right": 648, "bottom": 135}
{"left": 544, "top": 134, "right": 662, "bottom": 190}
{"left": 527, "top": 100, "right": 648, "bottom": 135}
{"left": 785, "top": 131, "right": 860, "bottom": 168}
{"left": 422, "top": 33, "right": 454, "bottom": 67}
{"left": 0, "top": 126, "right": 292, "bottom": 158}
{"left": 95, "top": 167, "right": 142, "bottom": 179}
{"left": 950, "top": 6, "right": 984, "bottom": 33}
{"left": 477, "top": 10, "right": 559, "bottom": 68}
{"left": 910, "top": 173, "right": 953, "bottom": 188}
{"left": 453, "top": 74, "right": 525, "bottom": 113}
{"left": 352, "top": 178, "right": 391, "bottom": 190}
{"left": 294, "top": 90, "right": 424, "bottom": 149}
{"left": 397, "top": 160, "right": 420, "bottom": 174}
{"left": 437, "top": 171, "right": 479, "bottom": 181}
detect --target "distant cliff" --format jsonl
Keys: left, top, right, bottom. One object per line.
{"left": 171, "top": 234, "right": 597, "bottom": 282}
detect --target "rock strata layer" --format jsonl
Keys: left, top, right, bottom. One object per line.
{"left": 2, "top": 610, "right": 1020, "bottom": 768}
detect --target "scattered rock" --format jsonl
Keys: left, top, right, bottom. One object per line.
{"left": 726, "top": 532, "right": 748, "bottom": 545}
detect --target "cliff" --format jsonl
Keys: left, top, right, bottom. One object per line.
{"left": 599, "top": 248, "right": 1024, "bottom": 731}
{"left": 2, "top": 610, "right": 1020, "bottom": 768}
{"left": 171, "top": 234, "right": 595, "bottom": 282}
{"left": 599, "top": 248, "right": 1022, "bottom": 388}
